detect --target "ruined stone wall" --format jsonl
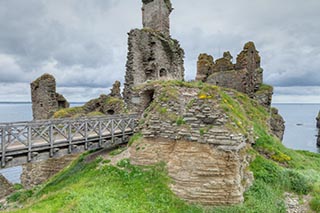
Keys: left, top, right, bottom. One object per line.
{"left": 31, "top": 74, "right": 69, "bottom": 120}
{"left": 207, "top": 69, "right": 248, "bottom": 94}
{"left": 197, "top": 42, "right": 263, "bottom": 98}
{"left": 21, "top": 154, "right": 78, "bottom": 189}
{"left": 123, "top": 29, "right": 184, "bottom": 109}
{"left": 0, "top": 174, "right": 13, "bottom": 199}
{"left": 129, "top": 83, "right": 254, "bottom": 205}
{"left": 142, "top": 0, "right": 172, "bottom": 36}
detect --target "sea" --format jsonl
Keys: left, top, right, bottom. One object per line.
{"left": 0, "top": 102, "right": 320, "bottom": 183}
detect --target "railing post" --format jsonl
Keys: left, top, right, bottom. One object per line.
{"left": 27, "top": 126, "right": 32, "bottom": 162}
{"left": 68, "top": 122, "right": 72, "bottom": 153}
{"left": 98, "top": 120, "right": 102, "bottom": 147}
{"left": 122, "top": 119, "right": 125, "bottom": 143}
{"left": 111, "top": 119, "right": 114, "bottom": 144}
{"left": 49, "top": 122, "right": 54, "bottom": 157}
{"left": 84, "top": 120, "right": 88, "bottom": 150}
{"left": 1, "top": 126, "right": 6, "bottom": 167}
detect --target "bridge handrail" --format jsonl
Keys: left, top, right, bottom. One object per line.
{"left": 0, "top": 114, "right": 139, "bottom": 127}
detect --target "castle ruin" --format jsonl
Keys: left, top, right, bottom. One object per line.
{"left": 31, "top": 74, "right": 69, "bottom": 120}
{"left": 197, "top": 42, "right": 263, "bottom": 98}
{"left": 142, "top": 0, "right": 173, "bottom": 36}
{"left": 123, "top": 0, "right": 184, "bottom": 110}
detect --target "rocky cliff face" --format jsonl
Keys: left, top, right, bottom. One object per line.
{"left": 317, "top": 111, "right": 320, "bottom": 146}
{"left": 270, "top": 108, "right": 285, "bottom": 141}
{"left": 129, "top": 81, "right": 258, "bottom": 205}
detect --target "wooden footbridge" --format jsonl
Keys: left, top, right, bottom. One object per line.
{"left": 0, "top": 115, "right": 138, "bottom": 168}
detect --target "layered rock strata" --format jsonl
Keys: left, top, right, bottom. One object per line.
{"left": 129, "top": 82, "right": 254, "bottom": 205}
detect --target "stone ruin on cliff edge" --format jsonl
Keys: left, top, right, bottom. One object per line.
{"left": 196, "top": 42, "right": 285, "bottom": 140}
{"left": 31, "top": 73, "right": 69, "bottom": 120}
{"left": 123, "top": 0, "right": 185, "bottom": 110}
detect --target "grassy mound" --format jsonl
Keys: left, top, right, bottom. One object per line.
{"left": 4, "top": 81, "right": 320, "bottom": 212}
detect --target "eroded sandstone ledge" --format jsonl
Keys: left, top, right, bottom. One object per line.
{"left": 128, "top": 81, "right": 259, "bottom": 205}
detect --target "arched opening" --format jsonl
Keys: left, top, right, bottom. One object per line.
{"left": 107, "top": 109, "right": 115, "bottom": 115}
{"left": 141, "top": 89, "right": 155, "bottom": 111}
{"left": 159, "top": 68, "right": 167, "bottom": 78}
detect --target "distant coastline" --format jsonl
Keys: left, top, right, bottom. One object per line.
{"left": 0, "top": 102, "right": 85, "bottom": 105}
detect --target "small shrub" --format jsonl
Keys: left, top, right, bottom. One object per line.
{"left": 13, "top": 183, "right": 23, "bottom": 190}
{"left": 159, "top": 107, "right": 167, "bottom": 114}
{"left": 103, "top": 159, "right": 111, "bottom": 164}
{"left": 117, "top": 158, "right": 130, "bottom": 168}
{"left": 109, "top": 147, "right": 126, "bottom": 156}
{"left": 285, "top": 170, "right": 311, "bottom": 195}
{"left": 199, "top": 128, "right": 205, "bottom": 136}
{"left": 271, "top": 152, "right": 292, "bottom": 163}
{"left": 7, "top": 190, "right": 33, "bottom": 203}
{"left": 310, "top": 196, "right": 320, "bottom": 212}
{"left": 176, "top": 117, "right": 185, "bottom": 126}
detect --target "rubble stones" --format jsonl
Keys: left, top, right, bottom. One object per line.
{"left": 0, "top": 174, "right": 13, "bottom": 199}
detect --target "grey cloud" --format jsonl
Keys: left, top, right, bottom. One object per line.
{"left": 0, "top": 0, "right": 319, "bottom": 101}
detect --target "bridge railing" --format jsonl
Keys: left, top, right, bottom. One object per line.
{"left": 0, "top": 114, "right": 138, "bottom": 167}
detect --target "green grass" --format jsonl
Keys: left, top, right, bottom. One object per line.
{"left": 9, "top": 156, "right": 203, "bottom": 213}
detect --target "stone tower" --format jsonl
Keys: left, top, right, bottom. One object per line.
{"left": 123, "top": 0, "right": 184, "bottom": 111}
{"left": 31, "top": 74, "right": 69, "bottom": 120}
{"left": 142, "top": 0, "right": 173, "bottom": 36}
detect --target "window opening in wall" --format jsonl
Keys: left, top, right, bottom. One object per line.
{"left": 159, "top": 68, "right": 167, "bottom": 78}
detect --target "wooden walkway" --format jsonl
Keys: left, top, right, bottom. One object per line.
{"left": 0, "top": 114, "right": 137, "bottom": 168}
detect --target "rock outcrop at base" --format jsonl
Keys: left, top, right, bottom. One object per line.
{"left": 21, "top": 154, "right": 78, "bottom": 189}
{"left": 129, "top": 81, "right": 256, "bottom": 205}
{"left": 271, "top": 108, "right": 285, "bottom": 141}
{"left": 0, "top": 174, "right": 13, "bottom": 199}
{"left": 31, "top": 73, "right": 69, "bottom": 120}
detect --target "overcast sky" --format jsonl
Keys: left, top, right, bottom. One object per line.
{"left": 0, "top": 0, "right": 319, "bottom": 102}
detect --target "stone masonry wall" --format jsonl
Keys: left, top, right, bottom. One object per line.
{"left": 197, "top": 42, "right": 263, "bottom": 98}
{"left": 31, "top": 73, "right": 69, "bottom": 120}
{"left": 142, "top": 0, "right": 172, "bottom": 36}
{"left": 123, "top": 29, "right": 184, "bottom": 109}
